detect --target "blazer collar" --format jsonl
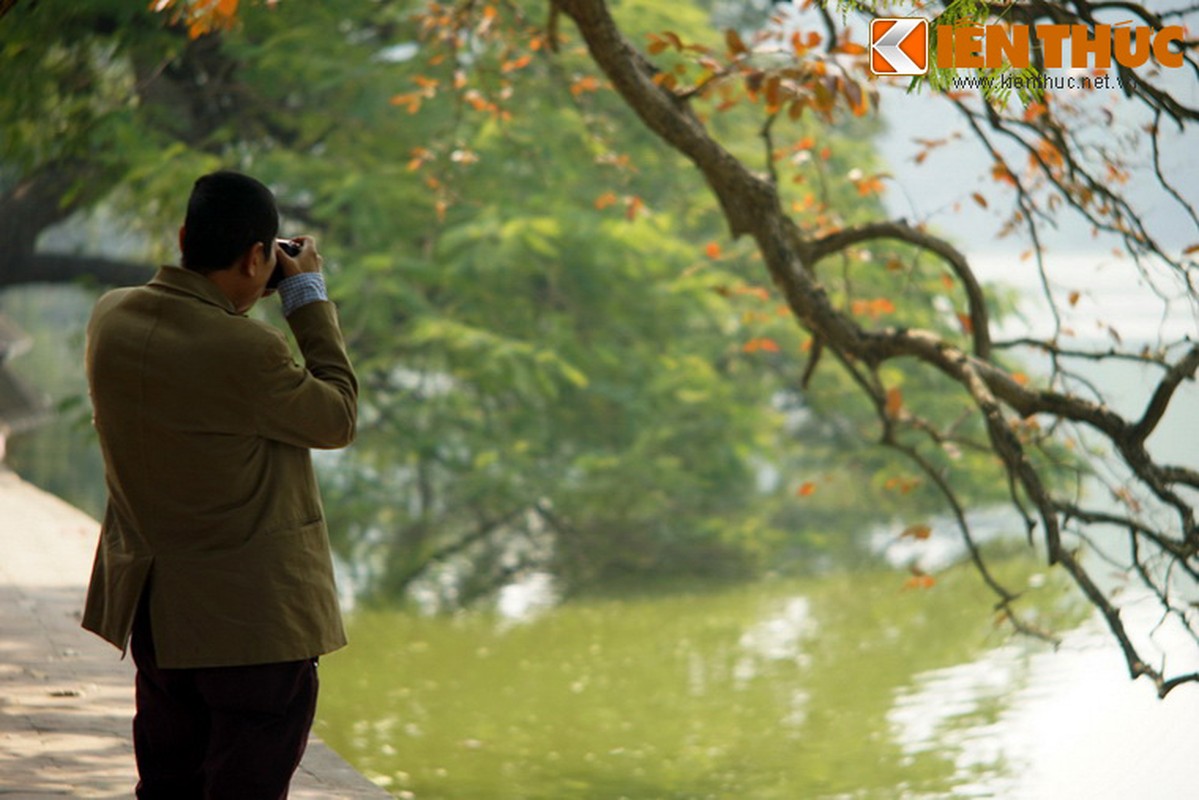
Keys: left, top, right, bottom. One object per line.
{"left": 149, "top": 265, "right": 239, "bottom": 315}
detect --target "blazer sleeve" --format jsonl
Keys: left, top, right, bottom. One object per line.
{"left": 251, "top": 299, "right": 358, "bottom": 449}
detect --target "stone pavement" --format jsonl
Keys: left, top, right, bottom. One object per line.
{"left": 0, "top": 468, "right": 390, "bottom": 799}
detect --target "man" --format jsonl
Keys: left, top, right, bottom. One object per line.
{"left": 82, "top": 170, "right": 358, "bottom": 799}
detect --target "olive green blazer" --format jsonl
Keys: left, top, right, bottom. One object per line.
{"left": 82, "top": 266, "right": 358, "bottom": 669}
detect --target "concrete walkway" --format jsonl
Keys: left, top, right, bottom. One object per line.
{"left": 0, "top": 468, "right": 391, "bottom": 799}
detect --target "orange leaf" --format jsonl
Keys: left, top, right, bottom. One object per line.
{"left": 501, "top": 54, "right": 532, "bottom": 73}
{"left": 1068, "top": 290, "right": 1081, "bottom": 306}
{"left": 1023, "top": 101, "right": 1048, "bottom": 121}
{"left": 764, "top": 75, "right": 782, "bottom": 112}
{"left": 991, "top": 162, "right": 1017, "bottom": 187}
{"left": 854, "top": 175, "right": 886, "bottom": 196}
{"left": 851, "top": 298, "right": 895, "bottom": 319}
{"left": 756, "top": 337, "right": 780, "bottom": 352}
{"left": 1011, "top": 372, "right": 1030, "bottom": 386}
{"left": 1112, "top": 486, "right": 1143, "bottom": 513}
{"left": 571, "top": 75, "right": 601, "bottom": 95}
{"left": 463, "top": 90, "right": 493, "bottom": 112}
{"left": 625, "top": 195, "right": 645, "bottom": 220}
{"left": 652, "top": 72, "right": 678, "bottom": 90}
{"left": 743, "top": 337, "right": 780, "bottom": 353}
{"left": 1183, "top": 243, "right": 1199, "bottom": 255}
{"left": 1036, "top": 138, "right": 1064, "bottom": 168}
{"left": 884, "top": 476, "right": 921, "bottom": 494}
{"left": 900, "top": 523, "right": 932, "bottom": 540}
{"left": 725, "top": 28, "right": 748, "bottom": 56}
{"left": 885, "top": 387, "right": 903, "bottom": 418}
{"left": 972, "top": 192, "right": 988, "bottom": 209}
{"left": 405, "top": 148, "right": 431, "bottom": 171}
{"left": 736, "top": 285, "right": 770, "bottom": 301}
{"left": 957, "top": 312, "right": 975, "bottom": 334}
{"left": 594, "top": 191, "right": 618, "bottom": 210}
{"left": 705, "top": 242, "right": 722, "bottom": 259}
{"left": 903, "top": 574, "right": 936, "bottom": 590}
{"left": 796, "top": 481, "right": 816, "bottom": 497}
{"left": 390, "top": 93, "right": 422, "bottom": 113}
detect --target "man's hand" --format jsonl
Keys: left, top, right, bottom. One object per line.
{"left": 275, "top": 236, "right": 323, "bottom": 280}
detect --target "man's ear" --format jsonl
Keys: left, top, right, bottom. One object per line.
{"left": 237, "top": 242, "right": 265, "bottom": 277}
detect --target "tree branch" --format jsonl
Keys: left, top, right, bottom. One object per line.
{"left": 809, "top": 221, "right": 992, "bottom": 358}
{"left": 1, "top": 253, "right": 154, "bottom": 290}
{"left": 555, "top": 0, "right": 1199, "bottom": 693}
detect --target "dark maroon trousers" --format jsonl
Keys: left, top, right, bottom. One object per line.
{"left": 129, "top": 598, "right": 319, "bottom": 800}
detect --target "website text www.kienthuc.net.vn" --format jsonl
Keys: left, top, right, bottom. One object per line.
{"left": 950, "top": 72, "right": 1126, "bottom": 92}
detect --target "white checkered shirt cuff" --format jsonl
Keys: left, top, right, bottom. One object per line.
{"left": 278, "top": 272, "right": 328, "bottom": 317}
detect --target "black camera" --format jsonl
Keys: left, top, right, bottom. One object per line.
{"left": 267, "top": 238, "right": 301, "bottom": 289}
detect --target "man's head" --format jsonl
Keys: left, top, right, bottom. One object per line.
{"left": 179, "top": 171, "right": 282, "bottom": 313}
{"left": 181, "top": 171, "right": 280, "bottom": 273}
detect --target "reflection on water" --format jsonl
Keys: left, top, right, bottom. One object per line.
{"left": 496, "top": 571, "right": 559, "bottom": 623}
{"left": 737, "top": 596, "right": 817, "bottom": 668}
{"left": 733, "top": 596, "right": 816, "bottom": 726}
{"left": 891, "top": 595, "right": 1199, "bottom": 800}
{"left": 890, "top": 643, "right": 1029, "bottom": 779}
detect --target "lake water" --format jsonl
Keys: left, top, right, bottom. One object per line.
{"left": 316, "top": 563, "right": 1199, "bottom": 799}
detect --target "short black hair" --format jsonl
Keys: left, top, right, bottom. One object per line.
{"left": 180, "top": 171, "right": 279, "bottom": 273}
